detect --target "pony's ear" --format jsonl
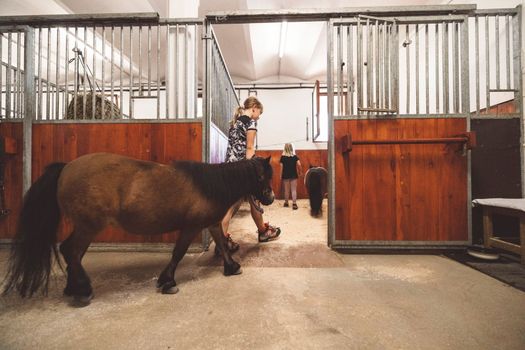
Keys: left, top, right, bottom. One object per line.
{"left": 265, "top": 156, "right": 271, "bottom": 164}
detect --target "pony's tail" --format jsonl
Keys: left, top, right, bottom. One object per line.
{"left": 308, "top": 171, "right": 323, "bottom": 217}
{"left": 2, "top": 162, "right": 67, "bottom": 297}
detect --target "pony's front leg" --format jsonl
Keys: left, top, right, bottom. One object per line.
{"left": 157, "top": 228, "right": 198, "bottom": 294}
{"left": 208, "top": 223, "right": 242, "bottom": 276}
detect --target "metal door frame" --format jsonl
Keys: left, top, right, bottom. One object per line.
{"left": 327, "top": 14, "right": 473, "bottom": 248}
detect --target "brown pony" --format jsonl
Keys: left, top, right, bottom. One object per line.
{"left": 2, "top": 153, "right": 274, "bottom": 304}
{"left": 304, "top": 166, "right": 328, "bottom": 217}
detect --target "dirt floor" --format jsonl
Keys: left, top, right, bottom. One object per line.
{"left": 200, "top": 199, "right": 339, "bottom": 268}
{"left": 1, "top": 199, "right": 525, "bottom": 349}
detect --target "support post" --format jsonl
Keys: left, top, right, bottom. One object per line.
{"left": 23, "top": 27, "right": 35, "bottom": 194}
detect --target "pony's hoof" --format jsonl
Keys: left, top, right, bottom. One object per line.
{"left": 224, "top": 267, "right": 242, "bottom": 276}
{"left": 158, "top": 281, "right": 179, "bottom": 294}
{"left": 68, "top": 293, "right": 93, "bottom": 307}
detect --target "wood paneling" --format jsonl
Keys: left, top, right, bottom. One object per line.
{"left": 0, "top": 122, "right": 202, "bottom": 243}
{"left": 255, "top": 149, "right": 328, "bottom": 199}
{"left": 0, "top": 122, "right": 23, "bottom": 239}
{"left": 334, "top": 118, "right": 468, "bottom": 242}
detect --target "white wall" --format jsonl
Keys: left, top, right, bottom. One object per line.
{"left": 237, "top": 88, "right": 327, "bottom": 151}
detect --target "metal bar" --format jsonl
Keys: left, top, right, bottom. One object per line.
{"left": 381, "top": 22, "right": 385, "bottom": 109}
{"left": 73, "top": 27, "right": 79, "bottom": 119}
{"left": 495, "top": 15, "right": 500, "bottom": 89}
{"left": 425, "top": 24, "right": 429, "bottom": 114}
{"left": 475, "top": 16, "right": 480, "bottom": 116}
{"left": 194, "top": 24, "right": 198, "bottom": 119}
{"left": 366, "top": 18, "right": 371, "bottom": 113}
{"left": 386, "top": 23, "right": 390, "bottom": 110}
{"left": 165, "top": 24, "right": 169, "bottom": 118}
{"left": 23, "top": 27, "right": 35, "bottom": 194}
{"left": 120, "top": 26, "right": 123, "bottom": 118}
{"left": 46, "top": 29, "right": 50, "bottom": 119}
{"left": 337, "top": 25, "right": 342, "bottom": 116}
{"left": 357, "top": 18, "right": 361, "bottom": 114}
{"left": 65, "top": 27, "right": 69, "bottom": 119}
{"left": 505, "top": 15, "right": 510, "bottom": 89}
{"left": 435, "top": 23, "right": 439, "bottom": 113}
{"left": 83, "top": 26, "right": 87, "bottom": 118}
{"left": 17, "top": 32, "right": 22, "bottom": 118}
{"left": 37, "top": 28, "right": 44, "bottom": 119}
{"left": 347, "top": 25, "right": 352, "bottom": 114}
{"left": 0, "top": 13, "right": 160, "bottom": 27}
{"left": 206, "top": 5, "right": 477, "bottom": 24}
{"left": 327, "top": 18, "right": 335, "bottom": 248}
{"left": 138, "top": 25, "right": 142, "bottom": 96}
{"left": 12, "top": 32, "right": 17, "bottom": 118}
{"left": 512, "top": 6, "right": 523, "bottom": 196}
{"left": 485, "top": 16, "right": 490, "bottom": 114}
{"left": 110, "top": 25, "right": 114, "bottom": 118}
{"left": 393, "top": 15, "right": 466, "bottom": 24}
{"left": 129, "top": 26, "right": 133, "bottom": 118}
{"left": 357, "top": 107, "right": 397, "bottom": 113}
{"left": 55, "top": 27, "right": 59, "bottom": 119}
{"left": 405, "top": 24, "right": 410, "bottom": 114}
{"left": 443, "top": 21, "right": 448, "bottom": 114}
{"left": 7, "top": 32, "right": 13, "bottom": 118}
{"left": 460, "top": 16, "right": 470, "bottom": 116}
{"left": 392, "top": 23, "right": 399, "bottom": 115}
{"left": 101, "top": 26, "right": 105, "bottom": 117}
{"left": 175, "top": 24, "right": 179, "bottom": 118}
{"left": 156, "top": 25, "right": 160, "bottom": 119}
{"left": 184, "top": 24, "right": 188, "bottom": 117}
{"left": 474, "top": 9, "right": 519, "bottom": 15}
{"left": 454, "top": 22, "right": 459, "bottom": 113}
{"left": 92, "top": 25, "right": 96, "bottom": 119}
{"left": 415, "top": 24, "right": 419, "bottom": 114}
{"left": 375, "top": 20, "right": 379, "bottom": 111}
{"left": 147, "top": 25, "right": 151, "bottom": 96}
{"left": 488, "top": 88, "right": 517, "bottom": 92}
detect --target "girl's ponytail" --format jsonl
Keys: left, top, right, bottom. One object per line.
{"left": 230, "top": 106, "right": 244, "bottom": 127}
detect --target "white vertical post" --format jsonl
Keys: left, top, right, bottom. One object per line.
{"left": 168, "top": 0, "right": 199, "bottom": 119}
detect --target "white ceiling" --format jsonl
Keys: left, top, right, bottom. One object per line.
{"left": 1, "top": 0, "right": 521, "bottom": 84}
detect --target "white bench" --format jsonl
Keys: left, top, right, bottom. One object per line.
{"left": 472, "top": 198, "right": 525, "bottom": 264}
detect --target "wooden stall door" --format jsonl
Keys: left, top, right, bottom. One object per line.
{"left": 334, "top": 118, "right": 469, "bottom": 244}
{"left": 0, "top": 122, "right": 202, "bottom": 244}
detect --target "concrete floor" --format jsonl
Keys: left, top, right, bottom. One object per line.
{"left": 1, "top": 200, "right": 524, "bottom": 349}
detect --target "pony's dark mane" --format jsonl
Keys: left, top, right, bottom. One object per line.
{"left": 174, "top": 159, "right": 260, "bottom": 207}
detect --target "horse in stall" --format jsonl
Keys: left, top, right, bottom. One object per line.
{"left": 2, "top": 152, "right": 274, "bottom": 304}
{"left": 304, "top": 166, "right": 328, "bottom": 217}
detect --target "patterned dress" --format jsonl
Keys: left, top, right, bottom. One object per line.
{"left": 225, "top": 115, "right": 257, "bottom": 163}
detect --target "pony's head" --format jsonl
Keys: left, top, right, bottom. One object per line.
{"left": 251, "top": 156, "right": 275, "bottom": 206}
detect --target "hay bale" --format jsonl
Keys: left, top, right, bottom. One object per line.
{"left": 66, "top": 92, "right": 122, "bottom": 120}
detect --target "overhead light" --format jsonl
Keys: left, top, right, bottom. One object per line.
{"left": 278, "top": 21, "right": 288, "bottom": 58}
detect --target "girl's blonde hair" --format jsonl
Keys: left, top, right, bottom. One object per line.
{"left": 230, "top": 96, "right": 264, "bottom": 127}
{"left": 282, "top": 143, "right": 295, "bottom": 156}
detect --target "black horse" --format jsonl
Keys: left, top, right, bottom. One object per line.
{"left": 2, "top": 153, "right": 274, "bottom": 304}
{"left": 304, "top": 166, "right": 328, "bottom": 217}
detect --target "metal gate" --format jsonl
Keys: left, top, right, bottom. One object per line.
{"left": 328, "top": 14, "right": 475, "bottom": 248}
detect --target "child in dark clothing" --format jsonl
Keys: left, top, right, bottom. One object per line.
{"left": 279, "top": 143, "right": 302, "bottom": 210}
